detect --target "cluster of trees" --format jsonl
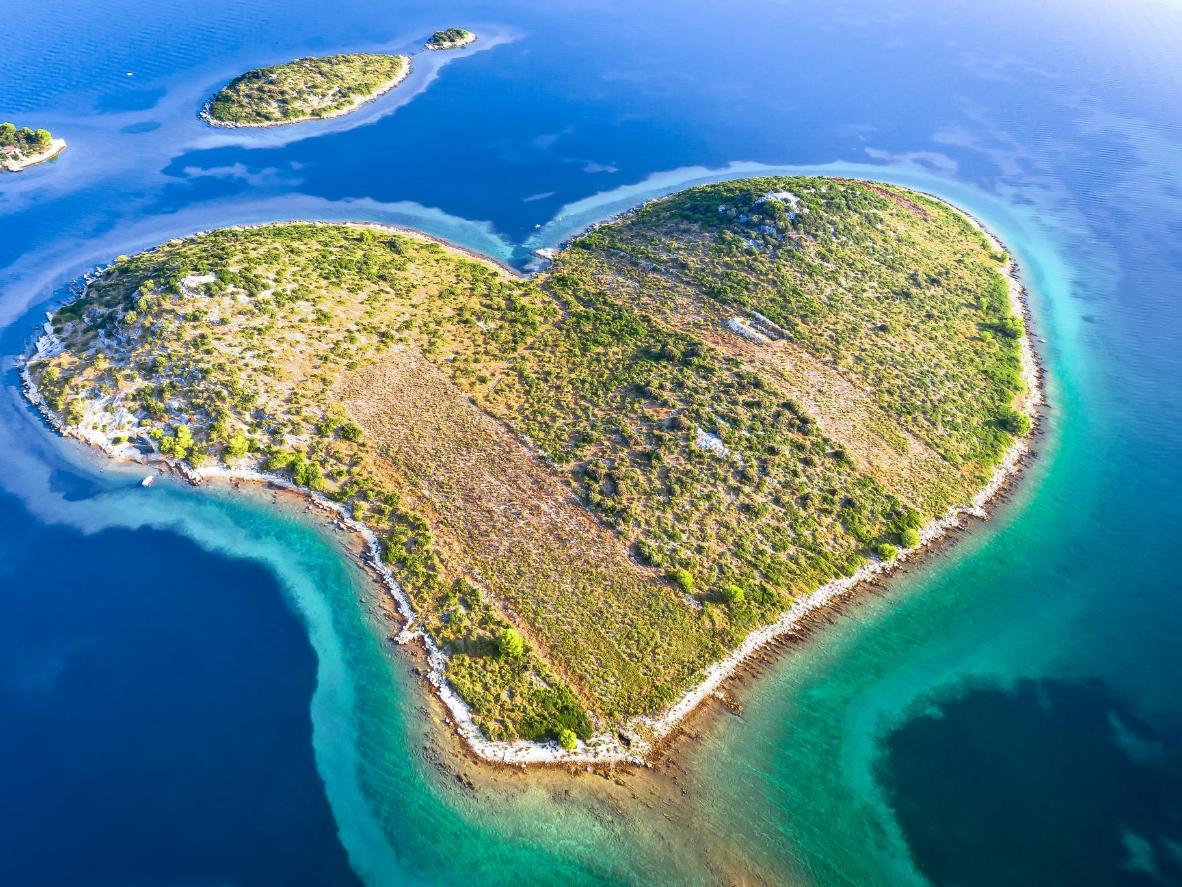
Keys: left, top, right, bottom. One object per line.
{"left": 0, "top": 122, "right": 52, "bottom": 156}
{"left": 153, "top": 424, "right": 195, "bottom": 460}
{"left": 428, "top": 27, "right": 473, "bottom": 47}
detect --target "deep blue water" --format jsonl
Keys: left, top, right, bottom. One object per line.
{"left": 0, "top": 504, "right": 359, "bottom": 886}
{"left": 3, "top": 1, "right": 1182, "bottom": 884}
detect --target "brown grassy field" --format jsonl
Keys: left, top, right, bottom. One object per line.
{"left": 339, "top": 348, "right": 718, "bottom": 723}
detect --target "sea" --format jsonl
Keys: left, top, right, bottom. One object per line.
{"left": 2, "top": 1, "right": 1181, "bottom": 884}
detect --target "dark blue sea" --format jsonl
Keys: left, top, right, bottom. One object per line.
{"left": 3, "top": 1, "right": 1181, "bottom": 884}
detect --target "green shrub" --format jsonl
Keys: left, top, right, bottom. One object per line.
{"left": 557, "top": 727, "right": 577, "bottom": 751}
{"left": 900, "top": 507, "right": 923, "bottom": 530}
{"left": 291, "top": 452, "right": 321, "bottom": 488}
{"left": 262, "top": 448, "right": 295, "bottom": 471}
{"left": 875, "top": 542, "right": 899, "bottom": 561}
{"left": 720, "top": 584, "right": 746, "bottom": 606}
{"left": 497, "top": 627, "right": 524, "bottom": 659}
{"left": 667, "top": 568, "right": 694, "bottom": 595}
{"left": 899, "top": 528, "right": 921, "bottom": 548}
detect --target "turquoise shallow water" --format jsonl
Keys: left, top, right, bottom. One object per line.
{"left": 3, "top": 1, "right": 1182, "bottom": 884}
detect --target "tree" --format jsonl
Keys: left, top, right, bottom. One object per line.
{"left": 900, "top": 528, "right": 920, "bottom": 548}
{"left": 557, "top": 727, "right": 577, "bottom": 751}
{"left": 875, "top": 542, "right": 899, "bottom": 562}
{"left": 497, "top": 627, "right": 524, "bottom": 659}
{"left": 35, "top": 128, "right": 51, "bottom": 148}
{"left": 292, "top": 453, "right": 321, "bottom": 488}
{"left": 997, "top": 407, "right": 1032, "bottom": 436}
{"left": 225, "top": 433, "right": 250, "bottom": 458}
{"left": 160, "top": 424, "right": 195, "bottom": 460}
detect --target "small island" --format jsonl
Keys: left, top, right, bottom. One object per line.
{"left": 1, "top": 122, "right": 66, "bottom": 172}
{"left": 426, "top": 28, "right": 476, "bottom": 50}
{"left": 202, "top": 53, "right": 410, "bottom": 127}
{"left": 24, "top": 177, "right": 1037, "bottom": 762}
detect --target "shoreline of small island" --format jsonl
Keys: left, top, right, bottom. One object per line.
{"left": 1, "top": 121, "right": 67, "bottom": 173}
{"left": 200, "top": 54, "right": 412, "bottom": 129}
{"left": 19, "top": 181, "right": 1044, "bottom": 768}
{"left": 426, "top": 28, "right": 477, "bottom": 51}
{"left": 200, "top": 29, "right": 480, "bottom": 129}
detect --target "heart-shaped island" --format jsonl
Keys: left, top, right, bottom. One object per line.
{"left": 23, "top": 176, "right": 1038, "bottom": 762}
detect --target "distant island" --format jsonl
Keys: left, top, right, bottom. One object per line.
{"left": 1, "top": 122, "right": 66, "bottom": 172}
{"left": 202, "top": 53, "right": 410, "bottom": 127}
{"left": 24, "top": 177, "right": 1038, "bottom": 763}
{"left": 426, "top": 28, "right": 477, "bottom": 50}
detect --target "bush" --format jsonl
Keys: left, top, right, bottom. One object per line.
{"left": 874, "top": 542, "right": 899, "bottom": 561}
{"left": 899, "top": 528, "right": 921, "bottom": 548}
{"left": 900, "top": 507, "right": 923, "bottom": 530}
{"left": 633, "top": 538, "right": 661, "bottom": 566}
{"left": 557, "top": 727, "right": 578, "bottom": 751}
{"left": 720, "top": 584, "right": 746, "bottom": 606}
{"left": 497, "top": 627, "right": 524, "bottom": 659}
{"left": 262, "top": 448, "right": 295, "bottom": 471}
{"left": 667, "top": 568, "right": 694, "bottom": 595}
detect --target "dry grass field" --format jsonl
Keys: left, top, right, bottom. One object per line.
{"left": 339, "top": 348, "right": 717, "bottom": 725}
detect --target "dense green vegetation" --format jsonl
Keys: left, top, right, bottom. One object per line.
{"left": 426, "top": 27, "right": 476, "bottom": 49}
{"left": 204, "top": 53, "right": 409, "bottom": 125}
{"left": 28, "top": 178, "right": 1031, "bottom": 744}
{"left": 0, "top": 122, "right": 54, "bottom": 164}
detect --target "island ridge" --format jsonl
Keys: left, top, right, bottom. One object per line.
{"left": 23, "top": 177, "right": 1036, "bottom": 758}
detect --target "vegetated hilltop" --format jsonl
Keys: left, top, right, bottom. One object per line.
{"left": 203, "top": 53, "right": 410, "bottom": 126}
{"left": 1, "top": 122, "right": 63, "bottom": 170}
{"left": 426, "top": 28, "right": 476, "bottom": 50}
{"left": 27, "top": 177, "right": 1031, "bottom": 746}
